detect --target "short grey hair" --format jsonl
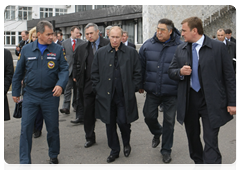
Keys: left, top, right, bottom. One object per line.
{"left": 36, "top": 20, "right": 53, "bottom": 34}
{"left": 84, "top": 23, "right": 98, "bottom": 32}
{"left": 105, "top": 26, "right": 112, "bottom": 31}
{"left": 123, "top": 30, "right": 128, "bottom": 36}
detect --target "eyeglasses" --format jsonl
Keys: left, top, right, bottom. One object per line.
{"left": 156, "top": 28, "right": 167, "bottom": 32}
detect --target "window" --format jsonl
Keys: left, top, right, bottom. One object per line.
{"left": 75, "top": 5, "right": 92, "bottom": 12}
{"left": 137, "top": 18, "right": 143, "bottom": 44}
{"left": 40, "top": 8, "right": 53, "bottom": 18}
{"left": 18, "top": 6, "right": 32, "bottom": 20}
{"left": 5, "top": 6, "right": 15, "bottom": 20}
{"left": 55, "top": 8, "right": 67, "bottom": 16}
{"left": 95, "top": 5, "right": 114, "bottom": 9}
{"left": 4, "top": 31, "right": 16, "bottom": 45}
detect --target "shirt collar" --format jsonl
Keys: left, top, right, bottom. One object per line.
{"left": 195, "top": 35, "right": 205, "bottom": 47}
{"left": 71, "top": 37, "right": 77, "bottom": 43}
{"left": 93, "top": 36, "right": 100, "bottom": 46}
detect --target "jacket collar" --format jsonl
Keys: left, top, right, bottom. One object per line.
{"left": 107, "top": 42, "right": 126, "bottom": 53}
{"left": 182, "top": 34, "right": 212, "bottom": 49}
{"left": 32, "top": 39, "right": 53, "bottom": 52}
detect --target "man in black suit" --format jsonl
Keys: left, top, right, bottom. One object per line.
{"left": 53, "top": 32, "right": 62, "bottom": 46}
{"left": 73, "top": 23, "right": 109, "bottom": 148}
{"left": 15, "top": 30, "right": 29, "bottom": 56}
{"left": 121, "top": 31, "right": 136, "bottom": 49}
{"left": 168, "top": 17, "right": 236, "bottom": 164}
{"left": 225, "top": 29, "right": 236, "bottom": 43}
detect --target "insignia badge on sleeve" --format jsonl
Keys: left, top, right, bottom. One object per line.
{"left": 63, "top": 48, "right": 67, "bottom": 61}
{"left": 18, "top": 53, "right": 21, "bottom": 60}
{"left": 48, "top": 61, "right": 55, "bottom": 69}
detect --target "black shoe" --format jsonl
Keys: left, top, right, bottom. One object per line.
{"left": 193, "top": 166, "right": 204, "bottom": 170}
{"left": 16, "top": 164, "right": 31, "bottom": 170}
{"left": 152, "top": 136, "right": 160, "bottom": 148}
{"left": 49, "top": 157, "right": 58, "bottom": 164}
{"left": 124, "top": 145, "right": 131, "bottom": 157}
{"left": 70, "top": 118, "right": 84, "bottom": 124}
{"left": 33, "top": 130, "right": 42, "bottom": 138}
{"left": 60, "top": 108, "right": 70, "bottom": 114}
{"left": 84, "top": 140, "right": 96, "bottom": 148}
{"left": 107, "top": 155, "right": 119, "bottom": 163}
{"left": 162, "top": 153, "right": 172, "bottom": 163}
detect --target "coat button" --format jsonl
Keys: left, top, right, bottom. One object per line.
{"left": 109, "top": 64, "right": 112, "bottom": 66}
{"left": 107, "top": 92, "right": 110, "bottom": 95}
{"left": 108, "top": 78, "right": 111, "bottom": 80}
{"left": 157, "top": 66, "right": 159, "bottom": 68}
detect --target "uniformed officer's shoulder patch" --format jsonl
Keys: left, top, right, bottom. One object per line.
{"left": 18, "top": 53, "right": 21, "bottom": 60}
{"left": 63, "top": 48, "right": 67, "bottom": 61}
{"left": 48, "top": 61, "right": 55, "bottom": 69}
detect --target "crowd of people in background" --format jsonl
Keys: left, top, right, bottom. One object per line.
{"left": 4, "top": 16, "right": 236, "bottom": 164}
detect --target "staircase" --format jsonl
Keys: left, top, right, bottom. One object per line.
{"left": 203, "top": 5, "right": 235, "bottom": 27}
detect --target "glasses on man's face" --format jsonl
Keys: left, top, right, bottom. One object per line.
{"left": 156, "top": 28, "right": 167, "bottom": 33}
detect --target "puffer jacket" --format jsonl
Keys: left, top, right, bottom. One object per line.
{"left": 139, "top": 28, "right": 182, "bottom": 96}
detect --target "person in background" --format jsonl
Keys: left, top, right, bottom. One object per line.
{"left": 168, "top": 16, "right": 236, "bottom": 164}
{"left": 29, "top": 27, "right": 37, "bottom": 43}
{"left": 225, "top": 29, "right": 236, "bottom": 43}
{"left": 121, "top": 31, "right": 136, "bottom": 49}
{"left": 57, "top": 32, "right": 64, "bottom": 42}
{"left": 104, "top": 26, "right": 112, "bottom": 39}
{"left": 53, "top": 32, "right": 62, "bottom": 46}
{"left": 91, "top": 26, "right": 141, "bottom": 163}
{"left": 4, "top": 48, "right": 14, "bottom": 121}
{"left": 15, "top": 31, "right": 29, "bottom": 57}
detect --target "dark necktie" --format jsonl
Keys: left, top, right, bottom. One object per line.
{"left": 191, "top": 43, "right": 201, "bottom": 92}
{"left": 92, "top": 42, "right": 96, "bottom": 55}
{"left": 72, "top": 39, "right": 76, "bottom": 51}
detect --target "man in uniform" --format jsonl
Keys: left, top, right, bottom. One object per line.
{"left": 12, "top": 20, "right": 69, "bottom": 164}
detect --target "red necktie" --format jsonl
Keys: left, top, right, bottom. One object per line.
{"left": 72, "top": 39, "right": 76, "bottom": 51}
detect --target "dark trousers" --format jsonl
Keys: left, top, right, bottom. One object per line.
{"left": 106, "top": 92, "right": 131, "bottom": 156}
{"left": 34, "top": 109, "right": 43, "bottom": 132}
{"left": 83, "top": 91, "right": 96, "bottom": 142}
{"left": 143, "top": 93, "right": 177, "bottom": 154}
{"left": 184, "top": 88, "right": 221, "bottom": 164}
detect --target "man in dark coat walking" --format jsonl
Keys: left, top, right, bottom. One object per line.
{"left": 4, "top": 49, "right": 14, "bottom": 121}
{"left": 168, "top": 17, "right": 236, "bottom": 164}
{"left": 91, "top": 26, "right": 141, "bottom": 163}
{"left": 73, "top": 23, "right": 109, "bottom": 148}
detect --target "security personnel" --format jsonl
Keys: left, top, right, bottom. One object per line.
{"left": 12, "top": 20, "right": 69, "bottom": 164}
{"left": 15, "top": 31, "right": 29, "bottom": 56}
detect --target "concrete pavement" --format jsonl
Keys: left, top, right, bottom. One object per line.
{"left": 4, "top": 92, "right": 236, "bottom": 164}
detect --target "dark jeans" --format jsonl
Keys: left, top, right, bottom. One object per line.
{"left": 143, "top": 93, "right": 177, "bottom": 154}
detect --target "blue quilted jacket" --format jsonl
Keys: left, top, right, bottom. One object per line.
{"left": 139, "top": 28, "right": 182, "bottom": 96}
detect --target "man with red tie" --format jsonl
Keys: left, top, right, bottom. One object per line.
{"left": 60, "top": 26, "right": 85, "bottom": 124}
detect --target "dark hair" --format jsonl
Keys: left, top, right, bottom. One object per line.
{"left": 53, "top": 32, "right": 58, "bottom": 36}
{"left": 57, "top": 32, "right": 63, "bottom": 36}
{"left": 181, "top": 17, "right": 204, "bottom": 35}
{"left": 71, "top": 26, "right": 80, "bottom": 32}
{"left": 158, "top": 18, "right": 174, "bottom": 31}
{"left": 36, "top": 20, "right": 53, "bottom": 33}
{"left": 22, "top": 30, "right": 29, "bottom": 35}
{"left": 225, "top": 29, "right": 232, "bottom": 34}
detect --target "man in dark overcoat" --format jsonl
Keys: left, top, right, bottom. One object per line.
{"left": 91, "top": 26, "right": 141, "bottom": 163}
{"left": 72, "top": 23, "right": 109, "bottom": 148}
{"left": 168, "top": 17, "right": 236, "bottom": 164}
{"left": 4, "top": 48, "right": 14, "bottom": 121}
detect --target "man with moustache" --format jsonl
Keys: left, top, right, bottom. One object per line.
{"left": 91, "top": 26, "right": 141, "bottom": 163}
{"left": 73, "top": 23, "right": 109, "bottom": 148}
{"left": 12, "top": 20, "right": 69, "bottom": 164}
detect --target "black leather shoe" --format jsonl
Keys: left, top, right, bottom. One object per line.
{"left": 162, "top": 153, "right": 172, "bottom": 163}
{"left": 107, "top": 155, "right": 119, "bottom": 163}
{"left": 193, "top": 166, "right": 204, "bottom": 170}
{"left": 60, "top": 108, "right": 70, "bottom": 114}
{"left": 84, "top": 140, "right": 96, "bottom": 148}
{"left": 49, "top": 157, "right": 58, "bottom": 164}
{"left": 33, "top": 130, "right": 42, "bottom": 138}
{"left": 70, "top": 118, "right": 84, "bottom": 124}
{"left": 16, "top": 164, "right": 31, "bottom": 170}
{"left": 124, "top": 145, "right": 131, "bottom": 157}
{"left": 152, "top": 136, "right": 160, "bottom": 148}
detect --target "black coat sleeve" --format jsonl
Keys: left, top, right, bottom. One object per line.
{"left": 4, "top": 49, "right": 14, "bottom": 95}
{"left": 168, "top": 47, "right": 183, "bottom": 81}
{"left": 91, "top": 51, "right": 100, "bottom": 94}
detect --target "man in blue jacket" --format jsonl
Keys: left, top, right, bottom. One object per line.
{"left": 12, "top": 20, "right": 69, "bottom": 164}
{"left": 139, "top": 18, "right": 182, "bottom": 163}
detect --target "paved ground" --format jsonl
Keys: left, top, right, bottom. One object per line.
{"left": 4, "top": 92, "right": 236, "bottom": 167}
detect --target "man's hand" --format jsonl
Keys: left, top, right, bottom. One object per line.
{"left": 73, "top": 78, "right": 77, "bottom": 82}
{"left": 180, "top": 65, "right": 192, "bottom": 76}
{"left": 52, "top": 85, "right": 63, "bottom": 97}
{"left": 227, "top": 106, "right": 236, "bottom": 115}
{"left": 139, "top": 89, "right": 144, "bottom": 93}
{"left": 16, "top": 46, "right": 20, "bottom": 52}
{"left": 12, "top": 96, "right": 20, "bottom": 103}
